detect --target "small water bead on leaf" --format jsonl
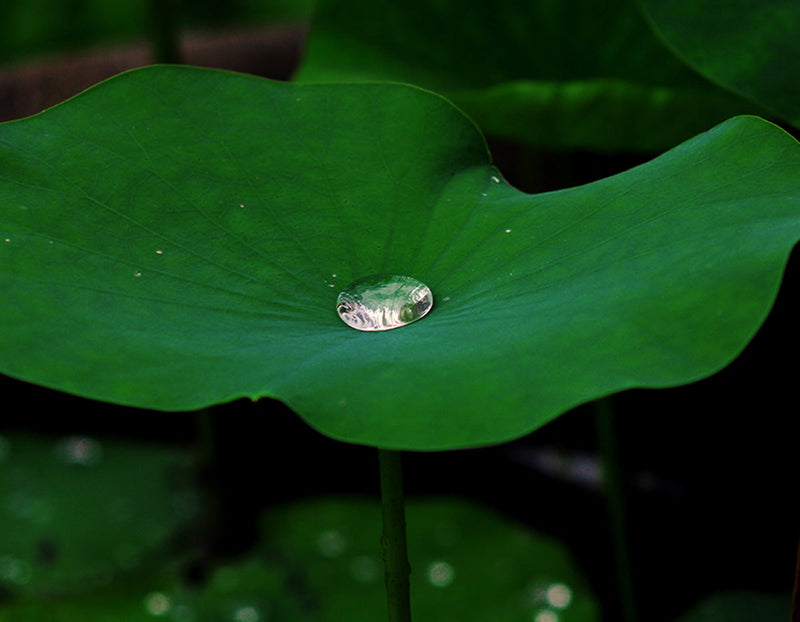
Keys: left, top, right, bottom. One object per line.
{"left": 336, "top": 274, "right": 433, "bottom": 331}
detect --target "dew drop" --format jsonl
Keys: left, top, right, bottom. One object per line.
{"left": 143, "top": 591, "right": 171, "bottom": 616}
{"left": 546, "top": 582, "right": 572, "bottom": 609}
{"left": 55, "top": 436, "right": 102, "bottom": 466}
{"left": 336, "top": 274, "right": 433, "bottom": 331}
{"left": 0, "top": 555, "right": 32, "bottom": 586}
{"left": 233, "top": 605, "right": 260, "bottom": 622}
{"left": 316, "top": 529, "right": 346, "bottom": 557}
{"left": 426, "top": 561, "right": 455, "bottom": 587}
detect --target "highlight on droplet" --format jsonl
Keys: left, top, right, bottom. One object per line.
{"left": 336, "top": 274, "right": 433, "bottom": 331}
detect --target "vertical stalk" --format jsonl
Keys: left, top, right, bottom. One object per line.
{"left": 792, "top": 536, "right": 800, "bottom": 622}
{"left": 147, "top": 0, "right": 182, "bottom": 64}
{"left": 595, "top": 398, "right": 637, "bottom": 622}
{"left": 378, "top": 448, "right": 412, "bottom": 622}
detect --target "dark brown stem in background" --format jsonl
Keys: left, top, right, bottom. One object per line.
{"left": 792, "top": 536, "right": 800, "bottom": 622}
{"left": 148, "top": 0, "right": 182, "bottom": 64}
{"left": 0, "top": 25, "right": 306, "bottom": 122}
{"left": 595, "top": 398, "right": 637, "bottom": 622}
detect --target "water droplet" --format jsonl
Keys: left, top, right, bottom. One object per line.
{"left": 55, "top": 436, "right": 102, "bottom": 466}
{"left": 0, "top": 555, "right": 32, "bottom": 586}
{"left": 233, "top": 606, "right": 260, "bottom": 622}
{"left": 546, "top": 583, "right": 572, "bottom": 609}
{"left": 316, "top": 529, "right": 346, "bottom": 557}
{"left": 534, "top": 610, "right": 559, "bottom": 622}
{"left": 426, "top": 561, "right": 454, "bottom": 587}
{"left": 336, "top": 274, "right": 433, "bottom": 331}
{"left": 144, "top": 592, "right": 172, "bottom": 616}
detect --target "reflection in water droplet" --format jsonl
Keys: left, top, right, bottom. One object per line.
{"left": 55, "top": 436, "right": 102, "bottom": 465}
{"left": 336, "top": 274, "right": 433, "bottom": 331}
{"left": 143, "top": 592, "right": 171, "bottom": 616}
{"left": 426, "top": 561, "right": 454, "bottom": 587}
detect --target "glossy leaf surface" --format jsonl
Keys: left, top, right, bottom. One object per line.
{"left": 641, "top": 0, "right": 800, "bottom": 126}
{"left": 2, "top": 66, "right": 800, "bottom": 449}
{"left": 296, "top": 0, "right": 764, "bottom": 151}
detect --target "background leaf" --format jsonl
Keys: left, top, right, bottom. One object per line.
{"left": 1, "top": 66, "right": 800, "bottom": 450}
{"left": 261, "top": 497, "right": 599, "bottom": 622}
{"left": 641, "top": 0, "right": 800, "bottom": 127}
{"left": 296, "top": 0, "right": 766, "bottom": 151}
{"left": 1, "top": 496, "right": 597, "bottom": 622}
{"left": 674, "top": 592, "right": 789, "bottom": 622}
{"left": 0, "top": 433, "right": 196, "bottom": 596}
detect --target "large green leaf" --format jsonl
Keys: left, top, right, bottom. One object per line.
{"left": 0, "top": 548, "right": 307, "bottom": 622}
{"left": 296, "top": 0, "right": 765, "bottom": 151}
{"left": 1, "top": 66, "right": 800, "bottom": 450}
{"left": 641, "top": 0, "right": 800, "bottom": 127}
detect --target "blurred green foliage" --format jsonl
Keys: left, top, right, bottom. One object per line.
{"left": 0, "top": 0, "right": 313, "bottom": 65}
